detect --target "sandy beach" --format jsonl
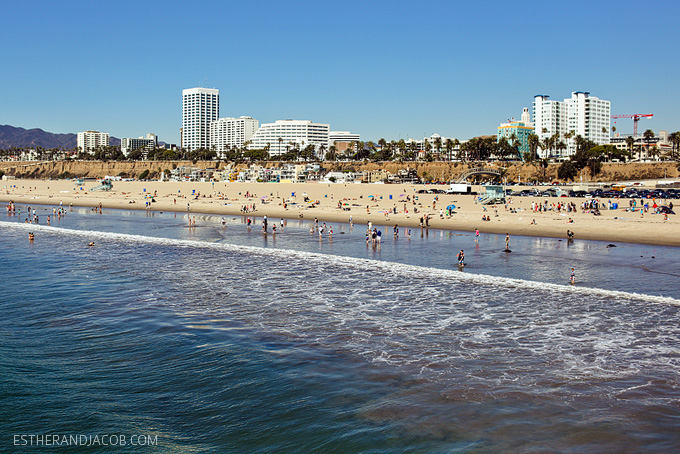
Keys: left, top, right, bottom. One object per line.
{"left": 2, "top": 178, "right": 678, "bottom": 247}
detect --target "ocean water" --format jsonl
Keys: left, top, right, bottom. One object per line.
{"left": 2, "top": 205, "right": 680, "bottom": 453}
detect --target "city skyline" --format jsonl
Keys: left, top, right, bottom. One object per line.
{"left": 1, "top": 0, "right": 678, "bottom": 145}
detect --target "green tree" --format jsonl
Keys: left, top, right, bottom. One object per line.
{"left": 527, "top": 133, "right": 540, "bottom": 161}
{"left": 557, "top": 160, "right": 578, "bottom": 181}
{"left": 668, "top": 131, "right": 680, "bottom": 160}
{"left": 444, "top": 138, "right": 453, "bottom": 161}
{"left": 327, "top": 145, "right": 337, "bottom": 161}
{"left": 643, "top": 129, "right": 655, "bottom": 160}
{"left": 433, "top": 136, "right": 442, "bottom": 159}
{"left": 625, "top": 136, "right": 636, "bottom": 159}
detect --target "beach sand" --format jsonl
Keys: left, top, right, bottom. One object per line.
{"left": 2, "top": 178, "right": 678, "bottom": 246}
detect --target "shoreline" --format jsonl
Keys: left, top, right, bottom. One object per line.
{"left": 2, "top": 179, "right": 678, "bottom": 247}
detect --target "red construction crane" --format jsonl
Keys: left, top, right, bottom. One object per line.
{"left": 611, "top": 113, "right": 653, "bottom": 137}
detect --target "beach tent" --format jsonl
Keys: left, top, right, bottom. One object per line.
{"left": 659, "top": 206, "right": 675, "bottom": 215}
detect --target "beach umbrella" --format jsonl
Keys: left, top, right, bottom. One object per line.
{"left": 446, "top": 204, "right": 456, "bottom": 212}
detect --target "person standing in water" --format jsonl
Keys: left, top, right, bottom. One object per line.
{"left": 570, "top": 268, "right": 576, "bottom": 285}
{"left": 505, "top": 233, "right": 510, "bottom": 250}
{"left": 475, "top": 228, "right": 480, "bottom": 242}
{"left": 457, "top": 250, "right": 465, "bottom": 266}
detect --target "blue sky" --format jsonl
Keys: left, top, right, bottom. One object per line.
{"left": 1, "top": 0, "right": 678, "bottom": 144}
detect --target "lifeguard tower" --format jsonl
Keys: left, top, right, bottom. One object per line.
{"left": 479, "top": 185, "right": 505, "bottom": 205}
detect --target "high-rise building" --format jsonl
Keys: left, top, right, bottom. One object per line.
{"left": 532, "top": 95, "right": 567, "bottom": 158}
{"left": 209, "top": 116, "right": 259, "bottom": 156}
{"left": 248, "top": 120, "right": 330, "bottom": 156}
{"left": 77, "top": 130, "right": 109, "bottom": 154}
{"left": 565, "top": 91, "right": 610, "bottom": 155}
{"left": 121, "top": 133, "right": 158, "bottom": 157}
{"left": 532, "top": 92, "right": 611, "bottom": 158}
{"left": 182, "top": 87, "right": 219, "bottom": 151}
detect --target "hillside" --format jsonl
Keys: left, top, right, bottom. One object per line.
{"left": 0, "top": 125, "right": 120, "bottom": 149}
{"left": 0, "top": 160, "right": 677, "bottom": 184}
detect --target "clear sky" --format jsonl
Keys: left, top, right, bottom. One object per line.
{"left": 1, "top": 0, "right": 678, "bottom": 144}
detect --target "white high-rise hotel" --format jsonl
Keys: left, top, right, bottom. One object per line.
{"left": 182, "top": 87, "right": 219, "bottom": 151}
{"left": 533, "top": 92, "right": 610, "bottom": 158}
{"left": 210, "top": 116, "right": 259, "bottom": 155}
{"left": 77, "top": 130, "right": 109, "bottom": 154}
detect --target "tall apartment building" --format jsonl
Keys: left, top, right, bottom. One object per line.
{"left": 248, "top": 120, "right": 330, "bottom": 156}
{"left": 532, "top": 95, "right": 567, "bottom": 158}
{"left": 565, "top": 92, "right": 611, "bottom": 155}
{"left": 182, "top": 87, "right": 219, "bottom": 151}
{"left": 121, "top": 133, "right": 158, "bottom": 157}
{"left": 532, "top": 92, "right": 611, "bottom": 158}
{"left": 209, "top": 116, "right": 259, "bottom": 155}
{"left": 77, "top": 130, "right": 109, "bottom": 154}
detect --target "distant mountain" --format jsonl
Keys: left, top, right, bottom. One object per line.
{"left": 0, "top": 125, "right": 120, "bottom": 149}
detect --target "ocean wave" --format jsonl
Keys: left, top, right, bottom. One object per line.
{"left": 3, "top": 220, "right": 679, "bottom": 306}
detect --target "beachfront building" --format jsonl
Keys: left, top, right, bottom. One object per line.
{"left": 322, "top": 171, "right": 356, "bottom": 184}
{"left": 497, "top": 116, "right": 534, "bottom": 159}
{"left": 209, "top": 116, "right": 259, "bottom": 156}
{"left": 248, "top": 120, "right": 330, "bottom": 157}
{"left": 182, "top": 87, "right": 219, "bottom": 152}
{"left": 77, "top": 130, "right": 109, "bottom": 154}
{"left": 565, "top": 92, "right": 611, "bottom": 156}
{"left": 121, "top": 133, "right": 158, "bottom": 157}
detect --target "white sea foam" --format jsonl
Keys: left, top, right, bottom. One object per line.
{"left": 3, "top": 220, "right": 680, "bottom": 306}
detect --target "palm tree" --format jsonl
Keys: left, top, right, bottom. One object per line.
{"left": 444, "top": 138, "right": 453, "bottom": 161}
{"left": 318, "top": 143, "right": 327, "bottom": 161}
{"left": 327, "top": 144, "right": 337, "bottom": 161}
{"left": 433, "top": 136, "right": 442, "bottom": 160}
{"left": 625, "top": 136, "right": 636, "bottom": 160}
{"left": 643, "top": 129, "right": 655, "bottom": 161}
{"left": 668, "top": 131, "right": 680, "bottom": 160}
{"left": 408, "top": 141, "right": 418, "bottom": 161}
{"left": 527, "top": 133, "right": 539, "bottom": 161}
